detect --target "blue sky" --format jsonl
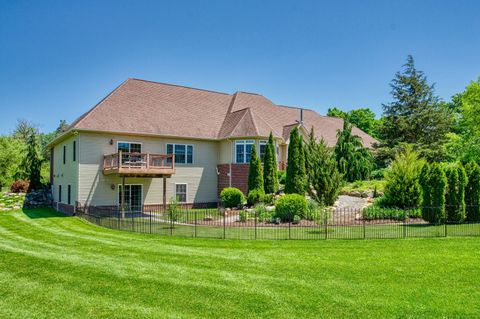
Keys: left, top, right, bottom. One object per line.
{"left": 1, "top": 0, "right": 479, "bottom": 134}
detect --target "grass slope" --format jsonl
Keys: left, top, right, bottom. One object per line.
{"left": 0, "top": 209, "right": 479, "bottom": 319}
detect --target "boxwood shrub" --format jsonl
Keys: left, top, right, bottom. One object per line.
{"left": 220, "top": 187, "right": 245, "bottom": 208}
{"left": 275, "top": 194, "right": 307, "bottom": 222}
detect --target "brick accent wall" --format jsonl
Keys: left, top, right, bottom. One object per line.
{"left": 217, "top": 163, "right": 250, "bottom": 196}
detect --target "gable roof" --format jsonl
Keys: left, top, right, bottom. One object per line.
{"left": 62, "top": 78, "right": 377, "bottom": 147}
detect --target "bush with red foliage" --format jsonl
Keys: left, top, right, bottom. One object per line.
{"left": 10, "top": 180, "right": 30, "bottom": 193}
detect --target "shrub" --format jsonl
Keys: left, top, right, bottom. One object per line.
{"left": 422, "top": 163, "right": 447, "bottom": 223}
{"left": 167, "top": 197, "right": 181, "bottom": 222}
{"left": 370, "top": 168, "right": 386, "bottom": 180}
{"left": 247, "top": 189, "right": 265, "bottom": 206}
{"left": 305, "top": 199, "right": 321, "bottom": 221}
{"left": 292, "top": 215, "right": 301, "bottom": 224}
{"left": 10, "top": 180, "right": 29, "bottom": 193}
{"left": 255, "top": 203, "right": 274, "bottom": 222}
{"left": 275, "top": 194, "right": 307, "bottom": 222}
{"left": 262, "top": 194, "right": 274, "bottom": 205}
{"left": 383, "top": 146, "right": 424, "bottom": 208}
{"left": 465, "top": 161, "right": 480, "bottom": 221}
{"left": 220, "top": 187, "right": 245, "bottom": 208}
{"left": 363, "top": 202, "right": 421, "bottom": 220}
{"left": 239, "top": 210, "right": 248, "bottom": 223}
{"left": 445, "top": 163, "right": 467, "bottom": 222}
{"left": 277, "top": 171, "right": 286, "bottom": 185}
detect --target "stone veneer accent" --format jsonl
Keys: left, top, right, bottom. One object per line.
{"left": 217, "top": 164, "right": 250, "bottom": 196}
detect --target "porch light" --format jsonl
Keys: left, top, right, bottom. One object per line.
{"left": 110, "top": 184, "right": 115, "bottom": 190}
{"left": 109, "top": 139, "right": 114, "bottom": 145}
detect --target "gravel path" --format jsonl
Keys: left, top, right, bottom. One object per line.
{"left": 335, "top": 195, "right": 369, "bottom": 210}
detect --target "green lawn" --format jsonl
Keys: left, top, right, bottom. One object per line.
{"left": 1, "top": 209, "right": 480, "bottom": 318}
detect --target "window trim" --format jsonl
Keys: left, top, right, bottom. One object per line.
{"left": 117, "top": 184, "right": 144, "bottom": 211}
{"left": 175, "top": 183, "right": 188, "bottom": 203}
{"left": 117, "top": 141, "right": 143, "bottom": 153}
{"left": 166, "top": 143, "right": 194, "bottom": 164}
{"left": 259, "top": 140, "right": 268, "bottom": 161}
{"left": 234, "top": 140, "right": 255, "bottom": 164}
{"left": 67, "top": 185, "right": 71, "bottom": 205}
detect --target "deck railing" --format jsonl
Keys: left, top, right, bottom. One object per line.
{"left": 103, "top": 152, "right": 175, "bottom": 174}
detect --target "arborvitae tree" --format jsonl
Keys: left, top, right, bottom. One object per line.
{"left": 305, "top": 128, "right": 342, "bottom": 206}
{"left": 379, "top": 55, "right": 453, "bottom": 162}
{"left": 465, "top": 161, "right": 480, "bottom": 221}
{"left": 285, "top": 127, "right": 306, "bottom": 194}
{"left": 419, "top": 163, "right": 432, "bottom": 217}
{"left": 423, "top": 163, "right": 447, "bottom": 223}
{"left": 334, "top": 119, "right": 373, "bottom": 182}
{"left": 263, "top": 132, "right": 278, "bottom": 194}
{"left": 21, "top": 133, "right": 43, "bottom": 191}
{"left": 445, "top": 163, "right": 467, "bottom": 222}
{"left": 383, "top": 146, "right": 424, "bottom": 208}
{"left": 247, "top": 144, "right": 263, "bottom": 193}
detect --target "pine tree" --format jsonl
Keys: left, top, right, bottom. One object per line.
{"left": 379, "top": 55, "right": 452, "bottom": 161}
{"left": 285, "top": 127, "right": 306, "bottom": 194}
{"left": 20, "top": 133, "right": 43, "bottom": 191}
{"left": 334, "top": 119, "right": 373, "bottom": 182}
{"left": 247, "top": 144, "right": 263, "bottom": 193}
{"left": 465, "top": 161, "right": 480, "bottom": 221}
{"left": 263, "top": 132, "right": 278, "bottom": 194}
{"left": 305, "top": 128, "right": 342, "bottom": 205}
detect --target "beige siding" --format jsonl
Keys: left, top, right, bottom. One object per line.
{"left": 52, "top": 134, "right": 79, "bottom": 205}
{"left": 78, "top": 132, "right": 219, "bottom": 206}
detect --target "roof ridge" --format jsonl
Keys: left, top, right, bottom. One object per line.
{"left": 129, "top": 78, "right": 231, "bottom": 96}
{"left": 249, "top": 108, "right": 282, "bottom": 138}
{"left": 245, "top": 108, "right": 260, "bottom": 136}
{"left": 228, "top": 108, "right": 251, "bottom": 137}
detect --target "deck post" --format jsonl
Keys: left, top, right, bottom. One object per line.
{"left": 163, "top": 176, "right": 167, "bottom": 214}
{"left": 121, "top": 175, "right": 126, "bottom": 219}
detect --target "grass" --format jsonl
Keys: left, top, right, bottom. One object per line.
{"left": 1, "top": 209, "right": 480, "bottom": 318}
{"left": 342, "top": 179, "right": 386, "bottom": 193}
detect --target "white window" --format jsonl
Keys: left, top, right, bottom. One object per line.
{"left": 166, "top": 144, "right": 193, "bottom": 164}
{"left": 175, "top": 184, "right": 187, "bottom": 203}
{"left": 259, "top": 140, "right": 268, "bottom": 161}
{"left": 235, "top": 140, "right": 254, "bottom": 163}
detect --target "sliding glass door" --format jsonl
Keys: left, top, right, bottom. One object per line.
{"left": 118, "top": 184, "right": 143, "bottom": 212}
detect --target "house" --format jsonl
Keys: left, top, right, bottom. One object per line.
{"left": 48, "top": 78, "right": 376, "bottom": 214}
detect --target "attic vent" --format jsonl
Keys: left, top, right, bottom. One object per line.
{"left": 300, "top": 108, "right": 304, "bottom": 124}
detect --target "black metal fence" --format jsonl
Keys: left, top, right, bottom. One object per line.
{"left": 75, "top": 203, "right": 480, "bottom": 240}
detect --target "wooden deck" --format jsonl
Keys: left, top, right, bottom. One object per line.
{"left": 103, "top": 152, "right": 175, "bottom": 177}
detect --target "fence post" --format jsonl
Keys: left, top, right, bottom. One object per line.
{"left": 149, "top": 209, "right": 152, "bottom": 234}
{"left": 194, "top": 209, "right": 197, "bottom": 238}
{"left": 403, "top": 209, "right": 407, "bottom": 239}
{"left": 223, "top": 209, "right": 226, "bottom": 239}
{"left": 254, "top": 211, "right": 257, "bottom": 240}
{"left": 324, "top": 209, "right": 328, "bottom": 240}
{"left": 288, "top": 220, "right": 291, "bottom": 240}
{"left": 170, "top": 204, "right": 173, "bottom": 236}
{"left": 363, "top": 215, "right": 366, "bottom": 239}
{"left": 444, "top": 213, "right": 448, "bottom": 237}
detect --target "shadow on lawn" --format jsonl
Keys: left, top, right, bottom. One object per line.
{"left": 22, "top": 208, "right": 67, "bottom": 219}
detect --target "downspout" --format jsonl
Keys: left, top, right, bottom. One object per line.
{"left": 229, "top": 139, "right": 232, "bottom": 187}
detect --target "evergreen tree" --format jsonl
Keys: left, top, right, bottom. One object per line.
{"left": 384, "top": 146, "right": 424, "bottom": 208}
{"left": 305, "top": 128, "right": 342, "bottom": 205}
{"left": 445, "top": 163, "right": 467, "bottom": 222}
{"left": 465, "top": 161, "right": 480, "bottom": 221}
{"left": 285, "top": 127, "right": 306, "bottom": 194}
{"left": 263, "top": 132, "right": 278, "bottom": 194}
{"left": 379, "top": 55, "right": 453, "bottom": 162}
{"left": 20, "top": 133, "right": 43, "bottom": 191}
{"left": 247, "top": 144, "right": 263, "bottom": 193}
{"left": 419, "top": 163, "right": 432, "bottom": 217}
{"left": 423, "top": 163, "right": 447, "bottom": 223}
{"left": 334, "top": 119, "right": 373, "bottom": 182}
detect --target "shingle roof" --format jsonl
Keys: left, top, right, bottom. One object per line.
{"left": 67, "top": 78, "right": 377, "bottom": 147}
